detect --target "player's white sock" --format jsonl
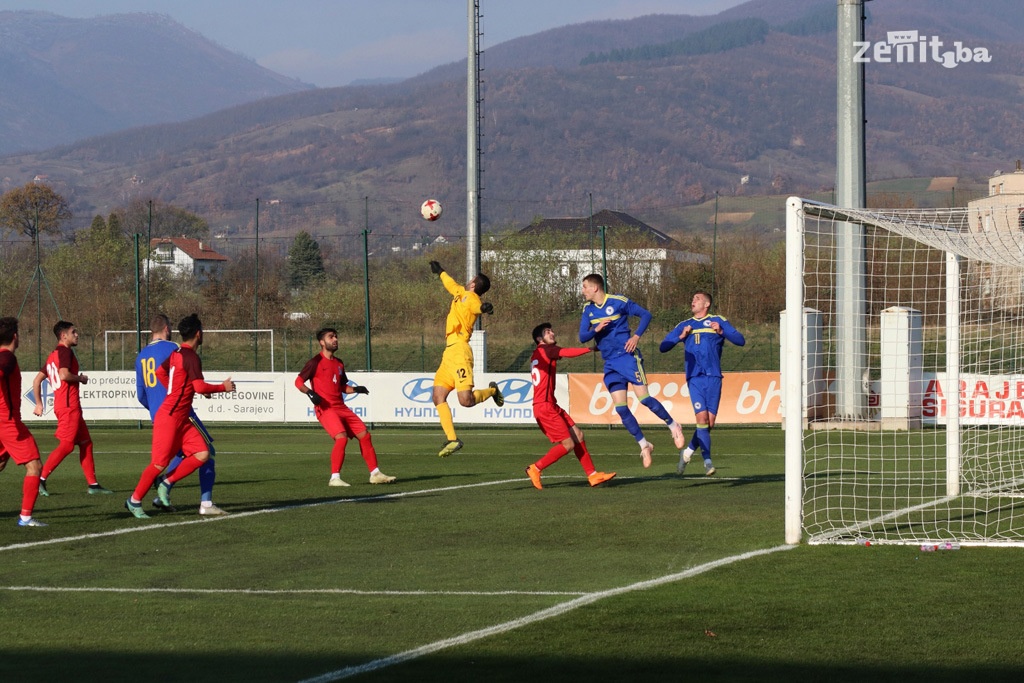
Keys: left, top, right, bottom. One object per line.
{"left": 370, "top": 468, "right": 381, "bottom": 476}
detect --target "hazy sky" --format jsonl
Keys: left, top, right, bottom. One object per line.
{"left": 0, "top": 0, "right": 748, "bottom": 87}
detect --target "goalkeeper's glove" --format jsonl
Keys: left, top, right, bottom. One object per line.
{"left": 480, "top": 302, "right": 494, "bottom": 315}
{"left": 306, "top": 390, "right": 324, "bottom": 406}
{"left": 429, "top": 260, "right": 444, "bottom": 275}
{"left": 352, "top": 385, "right": 370, "bottom": 395}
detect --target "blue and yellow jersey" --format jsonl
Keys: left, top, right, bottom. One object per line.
{"left": 440, "top": 271, "right": 483, "bottom": 345}
{"left": 660, "top": 314, "right": 745, "bottom": 380}
{"left": 579, "top": 293, "right": 652, "bottom": 361}
{"left": 135, "top": 339, "right": 178, "bottom": 420}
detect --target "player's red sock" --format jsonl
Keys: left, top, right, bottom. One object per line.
{"left": 357, "top": 433, "right": 378, "bottom": 471}
{"left": 574, "top": 442, "right": 596, "bottom": 474}
{"left": 330, "top": 438, "right": 346, "bottom": 474}
{"left": 41, "top": 440, "right": 75, "bottom": 478}
{"left": 22, "top": 474, "right": 40, "bottom": 517}
{"left": 537, "top": 443, "right": 570, "bottom": 469}
{"left": 132, "top": 465, "right": 163, "bottom": 501}
{"left": 79, "top": 440, "right": 98, "bottom": 484}
{"left": 163, "top": 455, "right": 203, "bottom": 485}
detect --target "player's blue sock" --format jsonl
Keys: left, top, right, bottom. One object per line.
{"left": 688, "top": 432, "right": 700, "bottom": 452}
{"left": 639, "top": 395, "right": 672, "bottom": 423}
{"left": 198, "top": 457, "right": 216, "bottom": 503}
{"left": 614, "top": 404, "right": 645, "bottom": 442}
{"left": 696, "top": 425, "right": 712, "bottom": 462}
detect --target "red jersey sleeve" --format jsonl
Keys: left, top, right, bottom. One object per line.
{"left": 556, "top": 347, "right": 591, "bottom": 360}
{"left": 56, "top": 345, "right": 76, "bottom": 372}
{"left": 297, "top": 356, "right": 320, "bottom": 385}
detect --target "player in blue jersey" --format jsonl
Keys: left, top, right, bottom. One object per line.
{"left": 579, "top": 273, "right": 685, "bottom": 468}
{"left": 135, "top": 314, "right": 225, "bottom": 515}
{"left": 659, "top": 290, "right": 745, "bottom": 476}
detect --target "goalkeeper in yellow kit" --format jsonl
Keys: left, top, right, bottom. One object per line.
{"left": 429, "top": 260, "right": 504, "bottom": 457}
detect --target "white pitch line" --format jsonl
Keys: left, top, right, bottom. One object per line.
{"left": 296, "top": 544, "right": 795, "bottom": 683}
{"left": 0, "top": 473, "right": 749, "bottom": 554}
{"left": 0, "top": 586, "right": 586, "bottom": 597}
{"left": 0, "top": 478, "right": 525, "bottom": 553}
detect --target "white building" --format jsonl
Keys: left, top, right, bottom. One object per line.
{"left": 967, "top": 164, "right": 1024, "bottom": 310}
{"left": 481, "top": 209, "right": 707, "bottom": 298}
{"left": 145, "top": 237, "right": 228, "bottom": 283}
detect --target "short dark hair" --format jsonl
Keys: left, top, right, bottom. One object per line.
{"left": 472, "top": 273, "right": 490, "bottom": 296}
{"left": 531, "top": 322, "right": 551, "bottom": 345}
{"left": 583, "top": 273, "right": 604, "bottom": 289}
{"left": 178, "top": 313, "right": 202, "bottom": 342}
{"left": 53, "top": 320, "right": 75, "bottom": 339}
{"left": 695, "top": 290, "right": 713, "bottom": 308}
{"left": 316, "top": 327, "right": 337, "bottom": 342}
{"left": 151, "top": 314, "right": 172, "bottom": 334}
{"left": 0, "top": 317, "right": 18, "bottom": 346}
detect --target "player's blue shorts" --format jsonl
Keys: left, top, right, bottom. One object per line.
{"left": 603, "top": 352, "right": 648, "bottom": 393}
{"left": 686, "top": 375, "right": 722, "bottom": 415}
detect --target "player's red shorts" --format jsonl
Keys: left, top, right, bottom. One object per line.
{"left": 151, "top": 416, "right": 210, "bottom": 467}
{"left": 534, "top": 402, "right": 576, "bottom": 443}
{"left": 0, "top": 418, "right": 42, "bottom": 465}
{"left": 53, "top": 407, "right": 91, "bottom": 444}
{"left": 316, "top": 404, "right": 368, "bottom": 439}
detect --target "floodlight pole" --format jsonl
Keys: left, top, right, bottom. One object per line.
{"left": 146, "top": 200, "right": 152, "bottom": 326}
{"left": 835, "top": 0, "right": 869, "bottom": 419}
{"left": 466, "top": 0, "right": 482, "bottom": 298}
{"left": 466, "top": 0, "right": 488, "bottom": 372}
{"left": 254, "top": 198, "right": 260, "bottom": 372}
{"left": 363, "top": 196, "right": 373, "bottom": 371}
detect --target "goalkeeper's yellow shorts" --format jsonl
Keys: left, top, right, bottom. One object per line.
{"left": 433, "top": 342, "right": 475, "bottom": 392}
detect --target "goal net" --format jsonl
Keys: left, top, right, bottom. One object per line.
{"left": 784, "top": 197, "right": 1024, "bottom": 547}
{"left": 103, "top": 329, "right": 276, "bottom": 372}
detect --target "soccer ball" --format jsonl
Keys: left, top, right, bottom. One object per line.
{"left": 420, "top": 199, "right": 442, "bottom": 221}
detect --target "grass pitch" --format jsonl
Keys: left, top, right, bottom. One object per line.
{"left": 1, "top": 426, "right": 1022, "bottom": 682}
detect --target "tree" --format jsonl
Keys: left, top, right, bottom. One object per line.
{"left": 114, "top": 198, "right": 209, "bottom": 239}
{"left": 0, "top": 182, "right": 73, "bottom": 242}
{"left": 44, "top": 214, "right": 136, "bottom": 335}
{"left": 288, "top": 231, "right": 325, "bottom": 289}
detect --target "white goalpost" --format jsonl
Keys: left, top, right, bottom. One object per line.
{"left": 103, "top": 329, "right": 276, "bottom": 371}
{"left": 785, "top": 197, "right": 1024, "bottom": 546}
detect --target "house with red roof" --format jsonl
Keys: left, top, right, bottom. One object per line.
{"left": 144, "top": 237, "right": 229, "bottom": 284}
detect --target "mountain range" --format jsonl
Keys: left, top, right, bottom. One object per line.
{"left": 0, "top": 10, "right": 310, "bottom": 155}
{"left": 1, "top": 0, "right": 1022, "bottom": 239}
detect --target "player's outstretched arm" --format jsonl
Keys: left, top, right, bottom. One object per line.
{"left": 429, "top": 260, "right": 444, "bottom": 275}
{"left": 31, "top": 370, "right": 45, "bottom": 416}
{"left": 720, "top": 319, "right": 746, "bottom": 346}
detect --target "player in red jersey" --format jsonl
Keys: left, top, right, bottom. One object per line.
{"left": 125, "top": 314, "right": 235, "bottom": 518}
{"left": 0, "top": 317, "right": 47, "bottom": 526}
{"left": 524, "top": 322, "right": 615, "bottom": 490}
{"left": 296, "top": 327, "right": 395, "bottom": 486}
{"left": 31, "top": 321, "right": 112, "bottom": 496}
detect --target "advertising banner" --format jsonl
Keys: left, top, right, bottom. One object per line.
{"left": 566, "top": 372, "right": 783, "bottom": 425}
{"left": 22, "top": 369, "right": 1024, "bottom": 428}
{"left": 20, "top": 371, "right": 542, "bottom": 426}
